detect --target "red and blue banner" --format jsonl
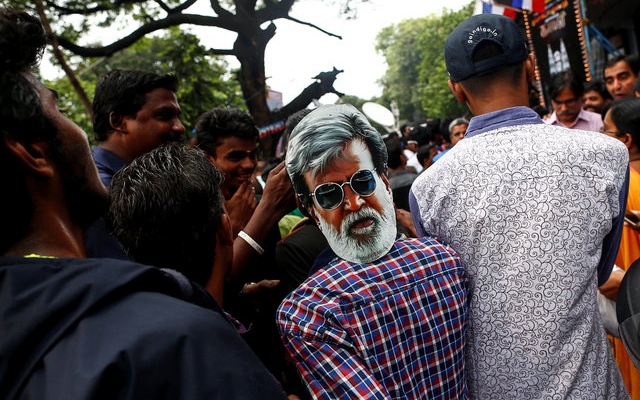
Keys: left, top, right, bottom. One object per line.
{"left": 474, "top": 0, "right": 546, "bottom": 19}
{"left": 513, "top": 0, "right": 546, "bottom": 13}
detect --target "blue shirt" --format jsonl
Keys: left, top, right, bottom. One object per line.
{"left": 92, "top": 146, "right": 128, "bottom": 188}
{"left": 85, "top": 146, "right": 129, "bottom": 259}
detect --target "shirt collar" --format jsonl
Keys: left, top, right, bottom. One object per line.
{"left": 548, "top": 108, "right": 590, "bottom": 129}
{"left": 465, "top": 106, "right": 544, "bottom": 139}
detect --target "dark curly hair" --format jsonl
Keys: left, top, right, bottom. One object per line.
{"left": 0, "top": 9, "right": 55, "bottom": 143}
{"left": 0, "top": 9, "right": 57, "bottom": 252}
{"left": 108, "top": 143, "right": 225, "bottom": 285}
{"left": 193, "top": 107, "right": 258, "bottom": 157}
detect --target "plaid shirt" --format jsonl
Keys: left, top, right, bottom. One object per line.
{"left": 277, "top": 237, "right": 468, "bottom": 399}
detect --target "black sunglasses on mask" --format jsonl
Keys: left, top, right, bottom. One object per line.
{"left": 309, "top": 169, "right": 377, "bottom": 210}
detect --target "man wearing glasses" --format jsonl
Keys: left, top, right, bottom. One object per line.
{"left": 277, "top": 104, "right": 469, "bottom": 399}
{"left": 546, "top": 74, "right": 603, "bottom": 132}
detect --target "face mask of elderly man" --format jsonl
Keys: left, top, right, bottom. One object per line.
{"left": 286, "top": 104, "right": 397, "bottom": 263}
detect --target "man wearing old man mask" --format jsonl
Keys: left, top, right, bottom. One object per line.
{"left": 277, "top": 104, "right": 469, "bottom": 399}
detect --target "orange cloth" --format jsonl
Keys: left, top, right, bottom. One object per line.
{"left": 613, "top": 166, "right": 640, "bottom": 399}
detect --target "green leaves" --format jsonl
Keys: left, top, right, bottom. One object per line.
{"left": 376, "top": 2, "right": 473, "bottom": 121}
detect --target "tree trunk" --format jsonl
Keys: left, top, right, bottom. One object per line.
{"left": 234, "top": 22, "right": 275, "bottom": 160}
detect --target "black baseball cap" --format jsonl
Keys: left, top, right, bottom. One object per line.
{"left": 445, "top": 14, "right": 528, "bottom": 82}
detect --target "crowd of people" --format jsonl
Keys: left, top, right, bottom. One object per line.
{"left": 3, "top": 6, "right": 640, "bottom": 400}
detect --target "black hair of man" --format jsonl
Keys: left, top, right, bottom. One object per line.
{"left": 279, "top": 108, "right": 313, "bottom": 160}
{"left": 416, "top": 144, "right": 437, "bottom": 166}
{"left": 384, "top": 138, "right": 404, "bottom": 169}
{"left": 92, "top": 70, "right": 179, "bottom": 143}
{"left": 531, "top": 105, "right": 549, "bottom": 118}
{"left": 584, "top": 80, "right": 613, "bottom": 101}
{"left": 194, "top": 107, "right": 259, "bottom": 157}
{"left": 610, "top": 97, "right": 640, "bottom": 146}
{"left": 108, "top": 142, "right": 225, "bottom": 286}
{"left": 549, "top": 73, "right": 584, "bottom": 100}
{"left": 605, "top": 54, "right": 640, "bottom": 76}
{"left": 0, "top": 10, "right": 59, "bottom": 253}
{"left": 457, "top": 41, "right": 525, "bottom": 98}
{"left": 440, "top": 119, "right": 453, "bottom": 143}
{"left": 414, "top": 121, "right": 438, "bottom": 146}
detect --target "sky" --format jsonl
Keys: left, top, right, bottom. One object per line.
{"left": 195, "top": 0, "right": 472, "bottom": 104}
{"left": 253, "top": 0, "right": 471, "bottom": 104}
{"left": 42, "top": 0, "right": 472, "bottom": 106}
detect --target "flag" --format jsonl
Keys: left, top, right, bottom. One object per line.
{"left": 474, "top": 1, "right": 517, "bottom": 19}
{"left": 474, "top": 0, "right": 546, "bottom": 18}
{"left": 512, "top": 0, "right": 546, "bottom": 13}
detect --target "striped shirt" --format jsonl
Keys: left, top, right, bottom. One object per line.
{"left": 277, "top": 237, "right": 468, "bottom": 399}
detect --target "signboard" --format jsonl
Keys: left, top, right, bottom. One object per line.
{"left": 529, "top": 0, "right": 591, "bottom": 104}
{"left": 267, "top": 89, "right": 283, "bottom": 111}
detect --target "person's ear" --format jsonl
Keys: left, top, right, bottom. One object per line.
{"left": 295, "top": 194, "right": 317, "bottom": 222}
{"left": 307, "top": 206, "right": 318, "bottom": 224}
{"left": 621, "top": 132, "right": 634, "bottom": 149}
{"left": 205, "top": 152, "right": 217, "bottom": 165}
{"left": 448, "top": 80, "right": 468, "bottom": 104}
{"left": 525, "top": 54, "right": 536, "bottom": 83}
{"left": 3, "top": 137, "right": 54, "bottom": 178}
{"left": 217, "top": 213, "right": 234, "bottom": 246}
{"left": 109, "top": 112, "right": 126, "bottom": 133}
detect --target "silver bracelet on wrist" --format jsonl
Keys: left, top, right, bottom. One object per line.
{"left": 238, "top": 230, "right": 265, "bottom": 255}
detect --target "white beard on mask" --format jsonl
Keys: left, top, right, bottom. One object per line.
{"left": 316, "top": 187, "right": 397, "bottom": 263}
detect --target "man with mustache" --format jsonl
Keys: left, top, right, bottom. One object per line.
{"left": 277, "top": 104, "right": 468, "bottom": 399}
{"left": 546, "top": 73, "right": 603, "bottom": 132}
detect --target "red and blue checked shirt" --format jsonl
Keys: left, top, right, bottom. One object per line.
{"left": 277, "top": 237, "right": 468, "bottom": 399}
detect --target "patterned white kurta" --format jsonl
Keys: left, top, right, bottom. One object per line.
{"left": 411, "top": 109, "right": 629, "bottom": 399}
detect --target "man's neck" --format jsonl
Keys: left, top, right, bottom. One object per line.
{"left": 469, "top": 96, "right": 529, "bottom": 116}
{"left": 4, "top": 204, "right": 88, "bottom": 258}
{"left": 464, "top": 68, "right": 531, "bottom": 116}
{"left": 4, "top": 231, "right": 86, "bottom": 258}
{"left": 98, "top": 139, "right": 133, "bottom": 164}
{"left": 556, "top": 114, "right": 578, "bottom": 127}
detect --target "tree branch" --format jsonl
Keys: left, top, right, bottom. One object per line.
{"left": 209, "top": 0, "right": 234, "bottom": 19}
{"left": 206, "top": 48, "right": 237, "bottom": 56}
{"left": 255, "top": 0, "right": 294, "bottom": 21}
{"left": 283, "top": 15, "right": 342, "bottom": 39}
{"left": 274, "top": 68, "right": 344, "bottom": 120}
{"left": 56, "top": 13, "right": 238, "bottom": 57}
{"left": 154, "top": 0, "right": 172, "bottom": 13}
{"left": 44, "top": 0, "right": 143, "bottom": 15}
{"left": 171, "top": 0, "right": 199, "bottom": 13}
